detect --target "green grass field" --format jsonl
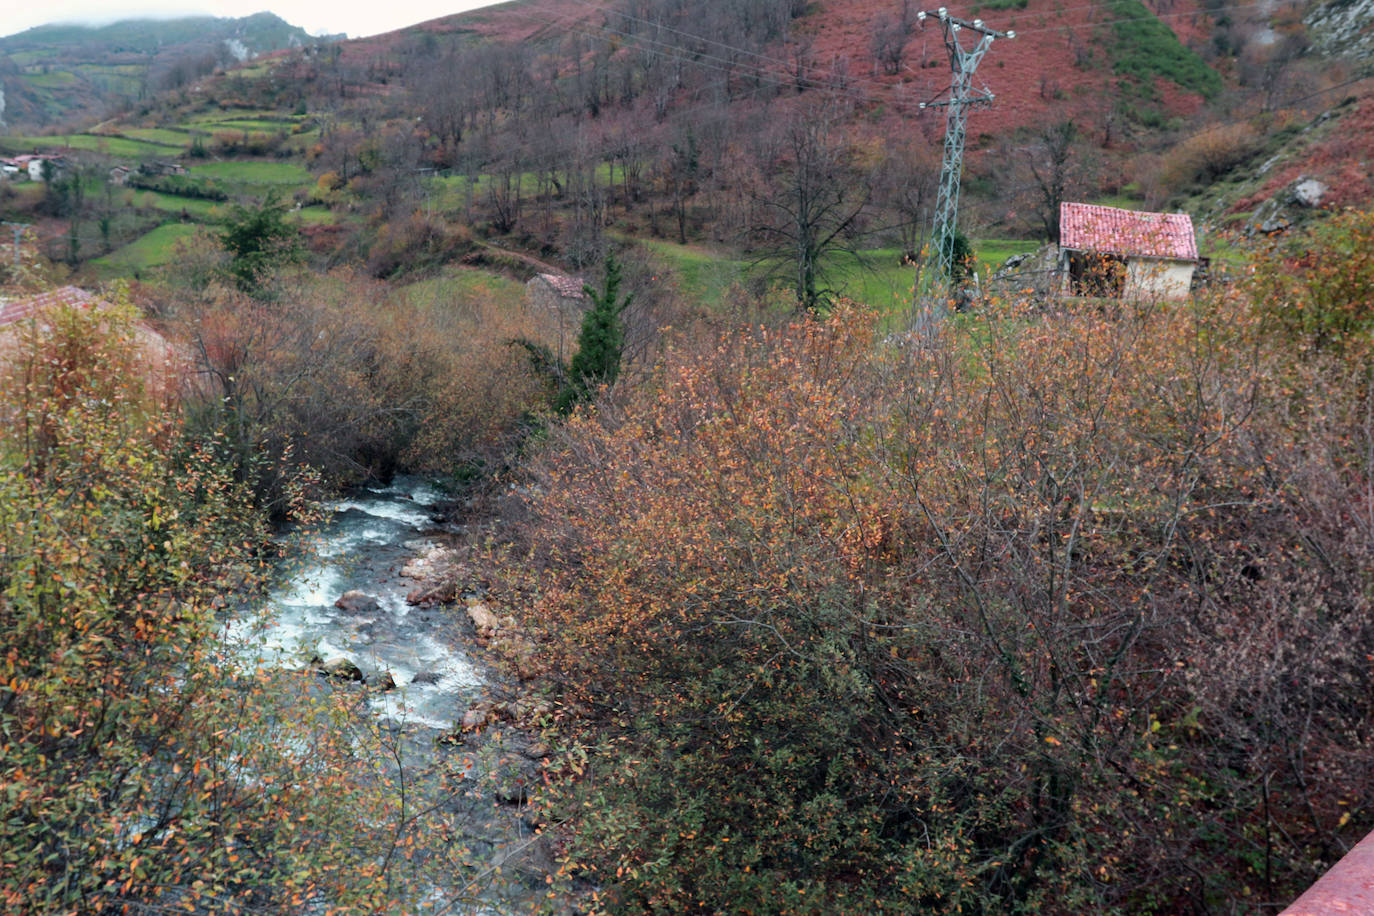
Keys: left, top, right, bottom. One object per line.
{"left": 9, "top": 51, "right": 55, "bottom": 66}
{"left": 640, "top": 239, "right": 1041, "bottom": 314}
{"left": 91, "top": 223, "right": 201, "bottom": 275}
{"left": 288, "top": 206, "right": 337, "bottom": 226}
{"left": 119, "top": 128, "right": 197, "bottom": 147}
{"left": 395, "top": 266, "right": 527, "bottom": 314}
{"left": 638, "top": 239, "right": 745, "bottom": 305}
{"left": 184, "top": 110, "right": 293, "bottom": 127}
{"left": 189, "top": 161, "right": 310, "bottom": 185}
{"left": 975, "top": 239, "right": 1043, "bottom": 273}
{"left": 3, "top": 134, "right": 182, "bottom": 159}
{"left": 130, "top": 190, "right": 225, "bottom": 219}
{"left": 198, "top": 119, "right": 297, "bottom": 132}
{"left": 21, "top": 70, "right": 79, "bottom": 88}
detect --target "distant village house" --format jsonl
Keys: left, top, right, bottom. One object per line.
{"left": 140, "top": 161, "right": 188, "bottom": 177}
{"left": 0, "top": 154, "right": 69, "bottom": 183}
{"left": 1059, "top": 203, "right": 1198, "bottom": 301}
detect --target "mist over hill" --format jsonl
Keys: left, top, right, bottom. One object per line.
{"left": 0, "top": 12, "right": 341, "bottom": 130}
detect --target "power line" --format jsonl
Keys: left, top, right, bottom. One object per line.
{"left": 497, "top": 0, "right": 1308, "bottom": 129}
{"left": 501, "top": 4, "right": 888, "bottom": 109}
{"left": 917, "top": 9, "right": 1013, "bottom": 308}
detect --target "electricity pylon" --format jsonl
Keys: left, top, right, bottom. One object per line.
{"left": 915, "top": 9, "right": 1012, "bottom": 308}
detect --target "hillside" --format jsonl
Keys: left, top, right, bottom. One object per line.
{"left": 4, "top": 3, "right": 1374, "bottom": 914}
{"left": 0, "top": 0, "right": 1369, "bottom": 295}
{"left": 0, "top": 13, "right": 341, "bottom": 130}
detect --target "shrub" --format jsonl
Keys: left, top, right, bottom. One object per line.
{"left": 1108, "top": 0, "right": 1223, "bottom": 98}
{"left": 1155, "top": 121, "right": 1262, "bottom": 194}
{"left": 0, "top": 295, "right": 422, "bottom": 913}
{"left": 126, "top": 171, "right": 229, "bottom": 201}
{"left": 174, "top": 266, "right": 549, "bottom": 496}
{"left": 516, "top": 275, "right": 1374, "bottom": 912}
{"left": 365, "top": 215, "right": 474, "bottom": 278}
{"left": 1250, "top": 209, "right": 1374, "bottom": 349}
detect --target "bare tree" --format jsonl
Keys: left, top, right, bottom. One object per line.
{"left": 1023, "top": 118, "right": 1092, "bottom": 242}
{"left": 747, "top": 104, "right": 874, "bottom": 311}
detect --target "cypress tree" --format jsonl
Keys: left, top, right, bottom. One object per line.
{"left": 555, "top": 253, "right": 633, "bottom": 414}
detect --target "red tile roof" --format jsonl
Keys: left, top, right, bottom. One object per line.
{"left": 1060, "top": 203, "right": 1198, "bottom": 261}
{"left": 0, "top": 286, "right": 99, "bottom": 327}
{"left": 537, "top": 274, "right": 587, "bottom": 299}
{"left": 1280, "top": 829, "right": 1374, "bottom": 915}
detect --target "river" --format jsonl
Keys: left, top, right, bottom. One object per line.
{"left": 224, "top": 476, "right": 552, "bottom": 913}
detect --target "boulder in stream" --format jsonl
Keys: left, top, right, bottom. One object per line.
{"left": 335, "top": 590, "right": 380, "bottom": 614}
{"left": 406, "top": 580, "right": 456, "bottom": 607}
{"left": 370, "top": 669, "right": 397, "bottom": 691}
{"left": 317, "top": 656, "right": 365, "bottom": 682}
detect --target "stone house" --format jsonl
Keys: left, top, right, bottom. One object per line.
{"left": 525, "top": 273, "right": 587, "bottom": 314}
{"left": 1059, "top": 202, "right": 1198, "bottom": 301}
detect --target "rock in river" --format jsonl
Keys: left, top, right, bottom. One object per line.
{"left": 317, "top": 656, "right": 365, "bottom": 681}
{"left": 335, "top": 590, "right": 380, "bottom": 614}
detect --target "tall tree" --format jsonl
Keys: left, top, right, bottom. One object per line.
{"left": 556, "top": 252, "right": 633, "bottom": 414}
{"left": 748, "top": 105, "right": 874, "bottom": 312}
{"left": 1024, "top": 118, "right": 1090, "bottom": 242}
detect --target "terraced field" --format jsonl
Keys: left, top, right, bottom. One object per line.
{"left": 188, "top": 161, "right": 310, "bottom": 184}
{"left": 0, "top": 134, "right": 183, "bottom": 159}
{"left": 91, "top": 222, "right": 201, "bottom": 276}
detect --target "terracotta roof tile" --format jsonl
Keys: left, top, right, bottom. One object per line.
{"left": 0, "top": 286, "right": 99, "bottom": 326}
{"left": 538, "top": 274, "right": 587, "bottom": 299}
{"left": 1060, "top": 203, "right": 1198, "bottom": 260}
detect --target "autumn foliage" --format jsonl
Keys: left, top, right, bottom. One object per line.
{"left": 515, "top": 228, "right": 1374, "bottom": 912}
{"left": 0, "top": 300, "right": 433, "bottom": 913}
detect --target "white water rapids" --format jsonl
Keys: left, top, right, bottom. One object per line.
{"left": 218, "top": 476, "right": 547, "bottom": 913}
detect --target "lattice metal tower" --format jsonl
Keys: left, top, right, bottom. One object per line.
{"left": 916, "top": 9, "right": 1012, "bottom": 302}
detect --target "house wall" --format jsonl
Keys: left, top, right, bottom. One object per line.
{"left": 1125, "top": 258, "right": 1195, "bottom": 301}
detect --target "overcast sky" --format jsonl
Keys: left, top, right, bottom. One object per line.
{"left": 0, "top": 2, "right": 504, "bottom": 41}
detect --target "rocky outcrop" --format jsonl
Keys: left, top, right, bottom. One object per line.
{"left": 1305, "top": 0, "right": 1374, "bottom": 61}
{"left": 987, "top": 244, "right": 1061, "bottom": 299}
{"left": 1292, "top": 177, "right": 1329, "bottom": 208}
{"left": 466, "top": 602, "right": 502, "bottom": 638}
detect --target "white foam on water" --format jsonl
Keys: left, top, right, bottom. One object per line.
{"left": 379, "top": 592, "right": 410, "bottom": 620}
{"left": 274, "top": 564, "right": 344, "bottom": 608}
{"left": 368, "top": 689, "right": 454, "bottom": 731}
{"left": 313, "top": 522, "right": 397, "bottom": 556}
{"left": 330, "top": 498, "right": 431, "bottom": 529}
{"left": 366, "top": 476, "right": 445, "bottom": 507}
{"left": 219, "top": 610, "right": 317, "bottom": 669}
{"left": 405, "top": 481, "right": 443, "bottom": 506}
